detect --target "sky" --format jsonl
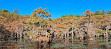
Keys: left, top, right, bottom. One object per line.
{"left": 0, "top": 0, "right": 111, "bottom": 19}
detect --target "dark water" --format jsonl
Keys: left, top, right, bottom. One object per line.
{"left": 0, "top": 38, "right": 111, "bottom": 49}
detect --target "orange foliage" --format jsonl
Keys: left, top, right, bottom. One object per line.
{"left": 38, "top": 36, "right": 49, "bottom": 42}
{"left": 4, "top": 21, "right": 24, "bottom": 32}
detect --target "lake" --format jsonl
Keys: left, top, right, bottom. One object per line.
{"left": 0, "top": 38, "right": 111, "bottom": 49}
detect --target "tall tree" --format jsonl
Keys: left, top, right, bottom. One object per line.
{"left": 82, "top": 10, "right": 95, "bottom": 40}
{"left": 32, "top": 7, "right": 52, "bottom": 18}
{"left": 107, "top": 11, "right": 111, "bottom": 14}
{"left": 82, "top": 9, "right": 94, "bottom": 23}
{"left": 13, "top": 9, "right": 19, "bottom": 14}
{"left": 94, "top": 11, "right": 99, "bottom": 15}
{"left": 102, "top": 10, "right": 106, "bottom": 14}
{"left": 102, "top": 10, "right": 106, "bottom": 17}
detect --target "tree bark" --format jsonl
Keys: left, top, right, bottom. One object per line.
{"left": 72, "top": 26, "right": 73, "bottom": 40}
{"left": 65, "top": 33, "right": 66, "bottom": 39}
{"left": 87, "top": 23, "right": 94, "bottom": 40}
{"left": 105, "top": 26, "right": 109, "bottom": 38}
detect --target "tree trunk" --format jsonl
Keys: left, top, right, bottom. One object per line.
{"left": 46, "top": 31, "right": 48, "bottom": 37}
{"left": 105, "top": 26, "right": 109, "bottom": 38}
{"left": 17, "top": 32, "right": 19, "bottom": 38}
{"left": 72, "top": 26, "right": 73, "bottom": 40}
{"left": 65, "top": 33, "right": 66, "bottom": 39}
{"left": 20, "top": 32, "right": 22, "bottom": 41}
{"left": 87, "top": 23, "right": 94, "bottom": 40}
{"left": 67, "top": 32, "right": 69, "bottom": 38}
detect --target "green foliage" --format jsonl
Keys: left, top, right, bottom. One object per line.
{"left": 13, "top": 9, "right": 19, "bottom": 14}
{"left": 94, "top": 10, "right": 106, "bottom": 15}
{"left": 95, "top": 29, "right": 105, "bottom": 34}
{"left": 107, "top": 11, "right": 111, "bottom": 14}
{"left": 94, "top": 11, "right": 100, "bottom": 15}
{"left": 31, "top": 7, "right": 52, "bottom": 18}
{"left": 61, "top": 14, "right": 74, "bottom": 17}
{"left": 1, "top": 8, "right": 111, "bottom": 42}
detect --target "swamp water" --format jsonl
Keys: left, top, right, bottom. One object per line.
{"left": 0, "top": 38, "right": 111, "bottom": 49}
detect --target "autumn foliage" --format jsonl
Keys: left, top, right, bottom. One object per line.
{"left": 0, "top": 8, "right": 111, "bottom": 42}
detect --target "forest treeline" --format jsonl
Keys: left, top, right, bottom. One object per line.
{"left": 0, "top": 8, "right": 111, "bottom": 42}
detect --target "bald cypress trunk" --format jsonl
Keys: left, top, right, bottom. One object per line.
{"left": 87, "top": 23, "right": 94, "bottom": 40}
{"left": 72, "top": 26, "right": 73, "bottom": 40}
{"left": 67, "top": 32, "right": 69, "bottom": 38}
{"left": 105, "top": 26, "right": 109, "bottom": 38}
{"left": 87, "top": 15, "right": 94, "bottom": 40}
{"left": 20, "top": 32, "right": 22, "bottom": 41}
{"left": 65, "top": 33, "right": 66, "bottom": 39}
{"left": 16, "top": 32, "right": 18, "bottom": 39}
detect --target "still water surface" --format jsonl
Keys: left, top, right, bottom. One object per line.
{"left": 0, "top": 38, "right": 111, "bottom": 49}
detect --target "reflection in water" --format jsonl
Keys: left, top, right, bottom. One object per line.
{"left": 0, "top": 38, "right": 111, "bottom": 49}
